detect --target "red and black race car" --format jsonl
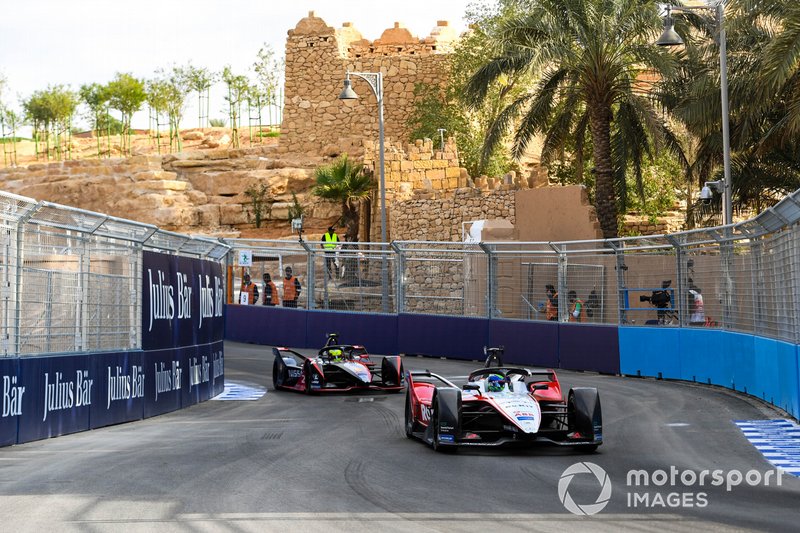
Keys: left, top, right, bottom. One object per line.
{"left": 272, "top": 343, "right": 404, "bottom": 393}
{"left": 404, "top": 348, "right": 602, "bottom": 452}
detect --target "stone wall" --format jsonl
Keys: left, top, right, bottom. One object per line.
{"left": 280, "top": 11, "right": 457, "bottom": 155}
{"left": 392, "top": 188, "right": 516, "bottom": 242}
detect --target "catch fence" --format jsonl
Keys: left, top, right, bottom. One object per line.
{"left": 225, "top": 189, "right": 800, "bottom": 344}
{"left": 0, "top": 191, "right": 229, "bottom": 356}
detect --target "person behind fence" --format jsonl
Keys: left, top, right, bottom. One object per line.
{"left": 545, "top": 284, "right": 559, "bottom": 321}
{"left": 586, "top": 289, "right": 600, "bottom": 320}
{"left": 689, "top": 284, "right": 705, "bottom": 325}
{"left": 282, "top": 266, "right": 302, "bottom": 308}
{"left": 240, "top": 272, "right": 259, "bottom": 305}
{"left": 568, "top": 290, "right": 586, "bottom": 322}
{"left": 321, "top": 225, "right": 339, "bottom": 279}
{"left": 262, "top": 272, "right": 278, "bottom": 306}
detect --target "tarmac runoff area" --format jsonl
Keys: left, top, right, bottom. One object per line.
{"left": 0, "top": 340, "right": 798, "bottom": 532}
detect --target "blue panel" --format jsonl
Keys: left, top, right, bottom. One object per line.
{"left": 0, "top": 358, "right": 20, "bottom": 447}
{"left": 489, "top": 319, "right": 559, "bottom": 367}
{"left": 397, "top": 314, "right": 489, "bottom": 360}
{"left": 143, "top": 349, "right": 184, "bottom": 418}
{"left": 679, "top": 329, "right": 730, "bottom": 385}
{"left": 225, "top": 304, "right": 308, "bottom": 348}
{"left": 752, "top": 338, "right": 800, "bottom": 418}
{"left": 18, "top": 354, "right": 93, "bottom": 443}
{"left": 90, "top": 351, "right": 145, "bottom": 430}
{"left": 619, "top": 327, "right": 682, "bottom": 378}
{"left": 559, "top": 324, "right": 620, "bottom": 374}
{"left": 306, "top": 310, "right": 398, "bottom": 355}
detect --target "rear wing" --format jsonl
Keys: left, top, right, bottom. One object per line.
{"left": 407, "top": 370, "right": 458, "bottom": 389}
{"left": 272, "top": 347, "right": 310, "bottom": 362}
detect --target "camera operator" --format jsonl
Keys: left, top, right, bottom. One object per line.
{"left": 640, "top": 280, "right": 672, "bottom": 324}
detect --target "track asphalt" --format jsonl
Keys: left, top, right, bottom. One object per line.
{"left": 0, "top": 340, "right": 798, "bottom": 531}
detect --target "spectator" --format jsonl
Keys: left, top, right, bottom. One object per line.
{"left": 568, "top": 290, "right": 586, "bottom": 322}
{"left": 262, "top": 272, "right": 278, "bottom": 306}
{"left": 282, "top": 266, "right": 302, "bottom": 308}
{"left": 240, "top": 272, "right": 259, "bottom": 305}
{"left": 689, "top": 285, "right": 705, "bottom": 325}
{"left": 545, "top": 284, "right": 559, "bottom": 321}
{"left": 586, "top": 289, "right": 600, "bottom": 320}
{"left": 321, "top": 226, "right": 339, "bottom": 279}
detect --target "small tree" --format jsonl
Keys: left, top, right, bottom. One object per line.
{"left": 106, "top": 73, "right": 146, "bottom": 155}
{"left": 80, "top": 82, "right": 111, "bottom": 157}
{"left": 243, "top": 182, "right": 272, "bottom": 228}
{"left": 312, "top": 155, "right": 375, "bottom": 242}
{"left": 184, "top": 64, "right": 216, "bottom": 128}
{"left": 253, "top": 43, "right": 284, "bottom": 131}
{"left": 222, "top": 66, "right": 249, "bottom": 148}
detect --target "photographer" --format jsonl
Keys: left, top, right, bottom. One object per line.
{"left": 640, "top": 280, "right": 672, "bottom": 324}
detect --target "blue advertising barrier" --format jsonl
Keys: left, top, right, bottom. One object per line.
{"left": 398, "top": 314, "right": 489, "bottom": 361}
{"left": 143, "top": 348, "right": 185, "bottom": 418}
{"left": 619, "top": 327, "right": 800, "bottom": 419}
{"left": 0, "top": 358, "right": 21, "bottom": 447}
{"left": 489, "top": 319, "right": 559, "bottom": 367}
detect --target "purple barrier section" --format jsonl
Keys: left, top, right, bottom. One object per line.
{"left": 558, "top": 324, "right": 620, "bottom": 374}
{"left": 143, "top": 349, "right": 184, "bottom": 418}
{"left": 90, "top": 351, "right": 145, "bottom": 430}
{"left": 489, "top": 319, "right": 559, "bottom": 367}
{"left": 306, "top": 310, "right": 399, "bottom": 355}
{"left": 0, "top": 358, "right": 20, "bottom": 447}
{"left": 18, "top": 354, "right": 92, "bottom": 443}
{"left": 397, "top": 314, "right": 489, "bottom": 360}
{"left": 225, "top": 304, "right": 308, "bottom": 348}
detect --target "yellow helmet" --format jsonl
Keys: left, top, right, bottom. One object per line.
{"left": 329, "top": 348, "right": 343, "bottom": 361}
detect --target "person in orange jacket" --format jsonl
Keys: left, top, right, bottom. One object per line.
{"left": 262, "top": 272, "right": 278, "bottom": 306}
{"left": 545, "top": 284, "right": 559, "bottom": 321}
{"left": 240, "top": 273, "right": 259, "bottom": 305}
{"left": 282, "top": 266, "right": 302, "bottom": 308}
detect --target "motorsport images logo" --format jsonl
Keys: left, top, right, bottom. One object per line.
{"left": 558, "top": 462, "right": 612, "bottom": 515}
{"left": 558, "top": 462, "right": 785, "bottom": 515}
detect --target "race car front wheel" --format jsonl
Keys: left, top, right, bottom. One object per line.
{"left": 404, "top": 391, "right": 415, "bottom": 439}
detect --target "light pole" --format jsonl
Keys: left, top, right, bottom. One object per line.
{"left": 657, "top": 1, "right": 732, "bottom": 226}
{"left": 339, "top": 71, "right": 390, "bottom": 312}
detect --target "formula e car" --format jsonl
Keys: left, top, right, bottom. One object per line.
{"left": 272, "top": 343, "right": 404, "bottom": 393}
{"left": 404, "top": 349, "right": 602, "bottom": 452}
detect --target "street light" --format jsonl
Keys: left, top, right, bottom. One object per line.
{"left": 338, "top": 71, "right": 390, "bottom": 312}
{"left": 657, "top": 1, "right": 733, "bottom": 226}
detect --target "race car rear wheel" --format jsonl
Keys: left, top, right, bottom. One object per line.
{"left": 272, "top": 359, "right": 280, "bottom": 389}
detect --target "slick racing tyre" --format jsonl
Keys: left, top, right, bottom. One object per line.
{"left": 405, "top": 391, "right": 415, "bottom": 439}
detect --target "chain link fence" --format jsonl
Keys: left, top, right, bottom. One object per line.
{"left": 0, "top": 192, "right": 229, "bottom": 357}
{"left": 224, "top": 189, "right": 800, "bottom": 347}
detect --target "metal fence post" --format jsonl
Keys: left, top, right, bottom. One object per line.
{"left": 720, "top": 238, "right": 734, "bottom": 329}
{"left": 669, "top": 236, "right": 686, "bottom": 326}
{"left": 750, "top": 238, "right": 765, "bottom": 335}
{"left": 391, "top": 242, "right": 405, "bottom": 314}
{"left": 300, "top": 241, "right": 315, "bottom": 310}
{"left": 479, "top": 243, "right": 495, "bottom": 318}
{"left": 551, "top": 243, "right": 568, "bottom": 322}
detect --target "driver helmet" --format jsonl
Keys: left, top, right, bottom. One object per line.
{"left": 487, "top": 373, "right": 505, "bottom": 393}
{"left": 329, "top": 348, "right": 343, "bottom": 362}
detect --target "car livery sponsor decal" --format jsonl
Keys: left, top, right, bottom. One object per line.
{"left": 490, "top": 395, "right": 541, "bottom": 433}
{"left": 420, "top": 403, "right": 432, "bottom": 422}
{"left": 342, "top": 362, "right": 371, "bottom": 383}
{"left": 311, "top": 373, "right": 321, "bottom": 388}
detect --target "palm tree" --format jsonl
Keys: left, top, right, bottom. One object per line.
{"left": 465, "top": 0, "right": 685, "bottom": 238}
{"left": 312, "top": 155, "right": 375, "bottom": 242}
